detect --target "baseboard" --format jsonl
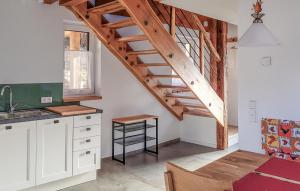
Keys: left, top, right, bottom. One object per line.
{"left": 228, "top": 133, "right": 239, "bottom": 147}
{"left": 180, "top": 137, "right": 217, "bottom": 148}
{"left": 102, "top": 138, "right": 180, "bottom": 160}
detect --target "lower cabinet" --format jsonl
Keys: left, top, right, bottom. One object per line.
{"left": 73, "top": 148, "right": 101, "bottom": 176}
{"left": 0, "top": 121, "right": 37, "bottom": 191}
{"left": 36, "top": 117, "right": 73, "bottom": 185}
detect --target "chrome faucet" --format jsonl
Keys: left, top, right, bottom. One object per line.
{"left": 1, "top": 86, "right": 17, "bottom": 114}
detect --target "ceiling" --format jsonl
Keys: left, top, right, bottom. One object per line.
{"left": 161, "top": 0, "right": 240, "bottom": 25}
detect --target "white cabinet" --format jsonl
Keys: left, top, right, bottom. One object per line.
{"left": 0, "top": 121, "right": 36, "bottom": 191}
{"left": 36, "top": 117, "right": 73, "bottom": 185}
{"left": 73, "top": 148, "right": 100, "bottom": 176}
{"left": 73, "top": 114, "right": 101, "bottom": 176}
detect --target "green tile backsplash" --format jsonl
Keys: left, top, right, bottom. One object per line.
{"left": 0, "top": 83, "right": 63, "bottom": 112}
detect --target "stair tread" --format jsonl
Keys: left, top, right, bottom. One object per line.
{"left": 166, "top": 95, "right": 198, "bottom": 100}
{"left": 136, "top": 63, "right": 169, "bottom": 67}
{"left": 175, "top": 102, "right": 206, "bottom": 109}
{"left": 88, "top": 1, "right": 124, "bottom": 14}
{"left": 118, "top": 35, "right": 148, "bottom": 42}
{"left": 157, "top": 84, "right": 188, "bottom": 89}
{"left": 60, "top": 0, "right": 87, "bottom": 6}
{"left": 184, "top": 109, "right": 213, "bottom": 117}
{"left": 147, "top": 74, "right": 180, "bottom": 78}
{"left": 127, "top": 49, "right": 158, "bottom": 55}
{"left": 102, "top": 18, "right": 135, "bottom": 29}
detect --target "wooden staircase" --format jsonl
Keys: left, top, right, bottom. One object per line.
{"left": 52, "top": 0, "right": 225, "bottom": 126}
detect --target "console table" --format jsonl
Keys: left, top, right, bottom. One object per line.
{"left": 112, "top": 114, "right": 159, "bottom": 164}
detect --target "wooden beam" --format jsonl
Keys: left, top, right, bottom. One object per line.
{"left": 184, "top": 109, "right": 213, "bottom": 118}
{"left": 174, "top": 102, "right": 206, "bottom": 109}
{"left": 170, "top": 7, "right": 176, "bottom": 39}
{"left": 216, "top": 21, "right": 228, "bottom": 150}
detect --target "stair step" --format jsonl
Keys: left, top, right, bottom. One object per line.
{"left": 136, "top": 63, "right": 169, "bottom": 67}
{"left": 102, "top": 18, "right": 135, "bottom": 29}
{"left": 147, "top": 75, "right": 180, "bottom": 79}
{"left": 184, "top": 109, "right": 213, "bottom": 118}
{"left": 157, "top": 84, "right": 187, "bottom": 89}
{"left": 60, "top": 0, "right": 87, "bottom": 6}
{"left": 175, "top": 102, "right": 206, "bottom": 109}
{"left": 118, "top": 35, "right": 148, "bottom": 42}
{"left": 166, "top": 95, "right": 198, "bottom": 100}
{"left": 127, "top": 49, "right": 158, "bottom": 55}
{"left": 88, "top": 1, "right": 124, "bottom": 15}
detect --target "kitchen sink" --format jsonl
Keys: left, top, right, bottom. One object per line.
{"left": 0, "top": 109, "right": 55, "bottom": 120}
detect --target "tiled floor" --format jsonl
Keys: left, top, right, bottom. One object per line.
{"left": 62, "top": 142, "right": 238, "bottom": 191}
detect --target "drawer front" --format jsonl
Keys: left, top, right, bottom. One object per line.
{"left": 73, "top": 125, "right": 100, "bottom": 139}
{"left": 74, "top": 114, "right": 101, "bottom": 127}
{"left": 36, "top": 117, "right": 72, "bottom": 127}
{"left": 73, "top": 136, "right": 100, "bottom": 151}
{"left": 73, "top": 148, "right": 100, "bottom": 176}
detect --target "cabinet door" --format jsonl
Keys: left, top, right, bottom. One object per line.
{"left": 0, "top": 121, "right": 36, "bottom": 191}
{"left": 36, "top": 117, "right": 73, "bottom": 185}
{"left": 73, "top": 148, "right": 100, "bottom": 176}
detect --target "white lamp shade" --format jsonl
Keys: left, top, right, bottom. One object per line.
{"left": 238, "top": 23, "right": 280, "bottom": 47}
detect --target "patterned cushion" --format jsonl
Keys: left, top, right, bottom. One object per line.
{"left": 262, "top": 118, "right": 300, "bottom": 161}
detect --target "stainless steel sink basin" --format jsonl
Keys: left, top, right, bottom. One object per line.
{"left": 0, "top": 109, "right": 54, "bottom": 120}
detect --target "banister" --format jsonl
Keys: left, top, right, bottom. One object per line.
{"left": 192, "top": 14, "right": 221, "bottom": 61}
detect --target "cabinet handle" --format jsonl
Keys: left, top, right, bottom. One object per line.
{"left": 54, "top": 120, "right": 60, "bottom": 124}
{"left": 86, "top": 127, "right": 91, "bottom": 131}
{"left": 86, "top": 116, "right": 91, "bottom": 120}
{"left": 86, "top": 139, "right": 91, "bottom": 143}
{"left": 86, "top": 151, "right": 91, "bottom": 155}
{"left": 5, "top": 126, "right": 12, "bottom": 130}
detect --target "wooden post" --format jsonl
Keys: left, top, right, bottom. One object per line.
{"left": 199, "top": 32, "right": 205, "bottom": 74}
{"left": 209, "top": 19, "right": 218, "bottom": 91}
{"left": 170, "top": 7, "right": 176, "bottom": 39}
{"left": 216, "top": 21, "right": 228, "bottom": 150}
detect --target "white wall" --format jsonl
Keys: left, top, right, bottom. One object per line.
{"left": 0, "top": 0, "right": 75, "bottom": 84}
{"left": 238, "top": 0, "right": 300, "bottom": 153}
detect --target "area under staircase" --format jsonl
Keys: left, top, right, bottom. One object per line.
{"left": 52, "top": 0, "right": 225, "bottom": 126}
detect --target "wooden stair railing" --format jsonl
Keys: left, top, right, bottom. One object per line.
{"left": 55, "top": 0, "right": 224, "bottom": 126}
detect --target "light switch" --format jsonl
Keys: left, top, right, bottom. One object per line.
{"left": 260, "top": 56, "right": 272, "bottom": 66}
{"left": 249, "top": 100, "right": 257, "bottom": 123}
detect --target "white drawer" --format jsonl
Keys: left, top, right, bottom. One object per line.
{"left": 73, "top": 136, "right": 100, "bottom": 151}
{"left": 73, "top": 125, "right": 100, "bottom": 139}
{"left": 74, "top": 114, "right": 101, "bottom": 127}
{"left": 37, "top": 117, "right": 73, "bottom": 127}
{"left": 73, "top": 148, "right": 100, "bottom": 176}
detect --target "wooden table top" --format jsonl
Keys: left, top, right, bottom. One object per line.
{"left": 112, "top": 114, "right": 158, "bottom": 124}
{"left": 193, "top": 150, "right": 269, "bottom": 190}
{"left": 46, "top": 105, "right": 97, "bottom": 116}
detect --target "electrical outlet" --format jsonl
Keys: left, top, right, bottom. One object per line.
{"left": 41, "top": 97, "right": 53, "bottom": 104}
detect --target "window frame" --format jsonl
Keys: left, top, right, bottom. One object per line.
{"left": 63, "top": 21, "right": 96, "bottom": 96}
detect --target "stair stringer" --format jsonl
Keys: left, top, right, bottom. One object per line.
{"left": 118, "top": 0, "right": 225, "bottom": 126}
{"left": 69, "top": 3, "right": 184, "bottom": 120}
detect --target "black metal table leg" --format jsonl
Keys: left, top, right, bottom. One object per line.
{"left": 155, "top": 118, "right": 158, "bottom": 154}
{"left": 112, "top": 122, "right": 115, "bottom": 160}
{"left": 123, "top": 123, "right": 126, "bottom": 164}
{"left": 144, "top": 120, "right": 147, "bottom": 151}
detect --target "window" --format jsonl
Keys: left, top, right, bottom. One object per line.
{"left": 63, "top": 25, "right": 95, "bottom": 96}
